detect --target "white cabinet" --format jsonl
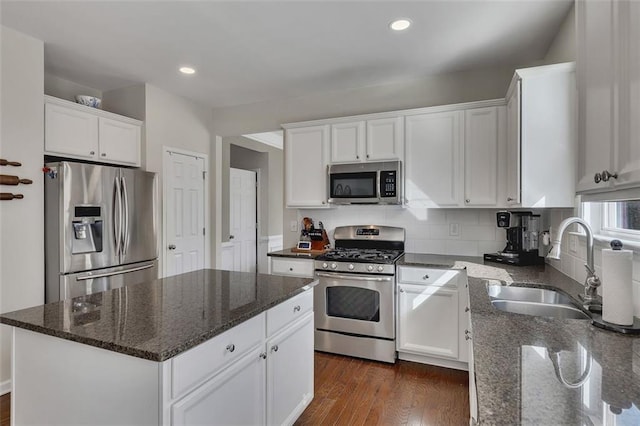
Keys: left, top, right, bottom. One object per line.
{"left": 266, "top": 313, "right": 314, "bottom": 426}
{"left": 270, "top": 257, "right": 315, "bottom": 278}
{"left": 171, "top": 347, "right": 266, "bottom": 426}
{"left": 505, "top": 63, "right": 576, "bottom": 207}
{"left": 396, "top": 266, "right": 468, "bottom": 370}
{"left": 464, "top": 107, "right": 501, "bottom": 207}
{"left": 44, "top": 95, "right": 141, "bottom": 166}
{"left": 330, "top": 117, "right": 403, "bottom": 164}
{"left": 405, "top": 110, "right": 463, "bottom": 207}
{"left": 284, "top": 125, "right": 330, "bottom": 208}
{"left": 577, "top": 0, "right": 640, "bottom": 197}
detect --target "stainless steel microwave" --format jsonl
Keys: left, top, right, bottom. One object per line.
{"left": 328, "top": 160, "right": 402, "bottom": 205}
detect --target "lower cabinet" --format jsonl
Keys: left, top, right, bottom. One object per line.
{"left": 167, "top": 289, "right": 314, "bottom": 425}
{"left": 396, "top": 267, "right": 469, "bottom": 370}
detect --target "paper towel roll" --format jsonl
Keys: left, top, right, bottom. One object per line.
{"left": 602, "top": 248, "right": 634, "bottom": 326}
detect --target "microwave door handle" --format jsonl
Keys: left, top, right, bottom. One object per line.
{"left": 113, "top": 177, "right": 122, "bottom": 257}
{"left": 376, "top": 171, "right": 381, "bottom": 200}
{"left": 121, "top": 176, "right": 129, "bottom": 256}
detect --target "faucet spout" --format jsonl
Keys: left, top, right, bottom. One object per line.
{"left": 547, "top": 217, "right": 601, "bottom": 308}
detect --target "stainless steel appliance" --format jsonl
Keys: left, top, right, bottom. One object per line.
{"left": 328, "top": 160, "right": 402, "bottom": 205}
{"left": 45, "top": 161, "right": 158, "bottom": 302}
{"left": 314, "top": 225, "right": 405, "bottom": 363}
{"left": 483, "top": 211, "right": 545, "bottom": 266}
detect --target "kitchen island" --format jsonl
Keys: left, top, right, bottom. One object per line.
{"left": 400, "top": 254, "right": 640, "bottom": 425}
{"left": 0, "top": 269, "right": 317, "bottom": 425}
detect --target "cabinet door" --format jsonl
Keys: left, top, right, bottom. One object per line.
{"left": 267, "top": 313, "right": 314, "bottom": 426}
{"left": 397, "top": 284, "right": 459, "bottom": 359}
{"left": 458, "top": 275, "right": 470, "bottom": 364}
{"left": 405, "top": 111, "right": 463, "bottom": 207}
{"left": 285, "top": 125, "right": 330, "bottom": 207}
{"left": 576, "top": 0, "right": 615, "bottom": 193}
{"left": 366, "top": 117, "right": 403, "bottom": 161}
{"left": 171, "top": 348, "right": 266, "bottom": 426}
{"left": 506, "top": 82, "right": 522, "bottom": 205}
{"left": 331, "top": 121, "right": 365, "bottom": 163}
{"left": 45, "top": 102, "right": 99, "bottom": 159}
{"left": 614, "top": 0, "right": 640, "bottom": 188}
{"left": 270, "top": 257, "right": 315, "bottom": 278}
{"left": 98, "top": 118, "right": 141, "bottom": 166}
{"left": 464, "top": 107, "right": 499, "bottom": 206}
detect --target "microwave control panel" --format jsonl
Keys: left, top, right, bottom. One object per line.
{"left": 380, "top": 170, "right": 397, "bottom": 197}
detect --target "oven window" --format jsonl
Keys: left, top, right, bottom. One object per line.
{"left": 330, "top": 172, "right": 377, "bottom": 198}
{"left": 326, "top": 286, "right": 380, "bottom": 322}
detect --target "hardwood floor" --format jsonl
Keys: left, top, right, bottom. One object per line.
{"left": 295, "top": 352, "right": 470, "bottom": 426}
{"left": 0, "top": 353, "right": 469, "bottom": 426}
{"left": 0, "top": 392, "right": 9, "bottom": 426}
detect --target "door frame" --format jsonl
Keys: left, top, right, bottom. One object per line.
{"left": 162, "top": 146, "right": 210, "bottom": 278}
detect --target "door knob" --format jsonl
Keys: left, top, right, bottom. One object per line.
{"left": 168, "top": 244, "right": 176, "bottom": 250}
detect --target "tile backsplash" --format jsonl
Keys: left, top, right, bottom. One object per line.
{"left": 297, "top": 206, "right": 550, "bottom": 257}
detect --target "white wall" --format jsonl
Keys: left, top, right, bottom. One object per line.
{"left": 44, "top": 73, "right": 102, "bottom": 103}
{"left": 543, "top": 5, "right": 575, "bottom": 64}
{"left": 0, "top": 26, "right": 45, "bottom": 391}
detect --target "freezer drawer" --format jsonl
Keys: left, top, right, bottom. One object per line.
{"left": 54, "top": 260, "right": 158, "bottom": 302}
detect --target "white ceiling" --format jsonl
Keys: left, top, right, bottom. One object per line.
{"left": 1, "top": 1, "right": 573, "bottom": 109}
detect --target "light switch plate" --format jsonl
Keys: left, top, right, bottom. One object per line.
{"left": 290, "top": 220, "right": 298, "bottom": 232}
{"left": 449, "top": 223, "right": 460, "bottom": 237}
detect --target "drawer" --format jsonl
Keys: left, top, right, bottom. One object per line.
{"left": 271, "top": 257, "right": 315, "bottom": 278}
{"left": 398, "top": 267, "right": 460, "bottom": 287}
{"left": 171, "top": 312, "right": 265, "bottom": 399}
{"left": 267, "top": 289, "right": 313, "bottom": 337}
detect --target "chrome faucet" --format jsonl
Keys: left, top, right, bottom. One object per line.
{"left": 546, "top": 217, "right": 601, "bottom": 310}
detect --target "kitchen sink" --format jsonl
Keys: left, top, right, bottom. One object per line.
{"left": 485, "top": 282, "right": 591, "bottom": 320}
{"left": 490, "top": 300, "right": 591, "bottom": 320}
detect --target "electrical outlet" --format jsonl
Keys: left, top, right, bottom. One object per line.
{"left": 290, "top": 220, "right": 298, "bottom": 232}
{"left": 449, "top": 223, "right": 460, "bottom": 237}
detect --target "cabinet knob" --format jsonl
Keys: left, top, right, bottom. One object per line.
{"left": 322, "top": 201, "right": 326, "bottom": 204}
{"left": 289, "top": 267, "right": 293, "bottom": 271}
{"left": 101, "top": 153, "right": 106, "bottom": 157}
{"left": 399, "top": 287, "right": 405, "bottom": 293}
{"left": 422, "top": 274, "right": 429, "bottom": 280}
{"left": 168, "top": 244, "right": 176, "bottom": 250}
{"left": 507, "top": 197, "right": 514, "bottom": 202}
{"left": 594, "top": 172, "right": 602, "bottom": 183}
{"left": 293, "top": 305, "right": 301, "bottom": 312}
{"left": 465, "top": 329, "right": 471, "bottom": 335}
{"left": 366, "top": 154, "right": 370, "bottom": 159}
{"left": 465, "top": 335, "right": 472, "bottom": 341}
{"left": 465, "top": 199, "right": 470, "bottom": 203}
{"left": 226, "top": 344, "right": 235, "bottom": 353}
{"left": 465, "top": 307, "right": 470, "bottom": 312}
{"left": 356, "top": 155, "right": 359, "bottom": 160}
{"left": 601, "top": 170, "right": 618, "bottom": 182}
{"left": 259, "top": 352, "right": 267, "bottom": 360}
{"left": 271, "top": 345, "right": 279, "bottom": 353}
{"left": 89, "top": 151, "right": 95, "bottom": 155}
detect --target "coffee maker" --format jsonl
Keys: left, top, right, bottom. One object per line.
{"left": 484, "top": 211, "right": 545, "bottom": 266}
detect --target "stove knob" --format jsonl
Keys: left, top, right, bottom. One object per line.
{"left": 348, "top": 264, "right": 355, "bottom": 270}
{"left": 367, "top": 265, "right": 374, "bottom": 272}
{"left": 377, "top": 265, "right": 384, "bottom": 272}
{"left": 331, "top": 263, "right": 337, "bottom": 270}
{"left": 322, "top": 262, "right": 328, "bottom": 269}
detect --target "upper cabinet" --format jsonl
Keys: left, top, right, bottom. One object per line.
{"left": 505, "top": 63, "right": 576, "bottom": 207}
{"left": 44, "top": 95, "right": 142, "bottom": 167}
{"left": 577, "top": 0, "right": 640, "bottom": 197}
{"left": 330, "top": 117, "right": 403, "bottom": 164}
{"left": 284, "top": 125, "right": 330, "bottom": 208}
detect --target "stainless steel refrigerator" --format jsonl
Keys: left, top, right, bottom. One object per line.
{"left": 45, "top": 161, "right": 158, "bottom": 302}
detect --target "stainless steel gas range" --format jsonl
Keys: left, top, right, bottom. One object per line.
{"left": 314, "top": 225, "right": 405, "bottom": 363}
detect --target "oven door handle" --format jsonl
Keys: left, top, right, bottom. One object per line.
{"left": 315, "top": 272, "right": 393, "bottom": 282}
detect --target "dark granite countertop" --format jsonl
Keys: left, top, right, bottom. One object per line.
{"left": 401, "top": 253, "right": 640, "bottom": 425}
{"left": 0, "top": 269, "right": 316, "bottom": 362}
{"left": 267, "top": 248, "right": 327, "bottom": 259}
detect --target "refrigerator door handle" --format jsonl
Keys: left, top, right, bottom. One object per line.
{"left": 75, "top": 262, "right": 155, "bottom": 281}
{"left": 121, "top": 176, "right": 129, "bottom": 256}
{"left": 114, "top": 177, "right": 122, "bottom": 257}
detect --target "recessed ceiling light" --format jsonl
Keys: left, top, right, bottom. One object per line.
{"left": 390, "top": 19, "right": 411, "bottom": 31}
{"left": 179, "top": 66, "right": 196, "bottom": 75}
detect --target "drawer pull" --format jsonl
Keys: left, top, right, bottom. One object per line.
{"left": 422, "top": 274, "right": 429, "bottom": 280}
{"left": 293, "top": 305, "right": 301, "bottom": 312}
{"left": 271, "top": 345, "right": 279, "bottom": 353}
{"left": 259, "top": 352, "right": 267, "bottom": 360}
{"left": 226, "top": 344, "right": 235, "bottom": 353}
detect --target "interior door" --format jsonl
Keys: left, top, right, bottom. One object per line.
{"left": 229, "top": 168, "right": 257, "bottom": 273}
{"left": 165, "top": 151, "right": 205, "bottom": 277}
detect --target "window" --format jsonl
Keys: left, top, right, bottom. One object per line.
{"left": 582, "top": 200, "right": 640, "bottom": 242}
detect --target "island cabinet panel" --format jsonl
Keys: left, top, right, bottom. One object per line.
{"left": 13, "top": 328, "right": 160, "bottom": 426}
{"left": 171, "top": 313, "right": 265, "bottom": 399}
